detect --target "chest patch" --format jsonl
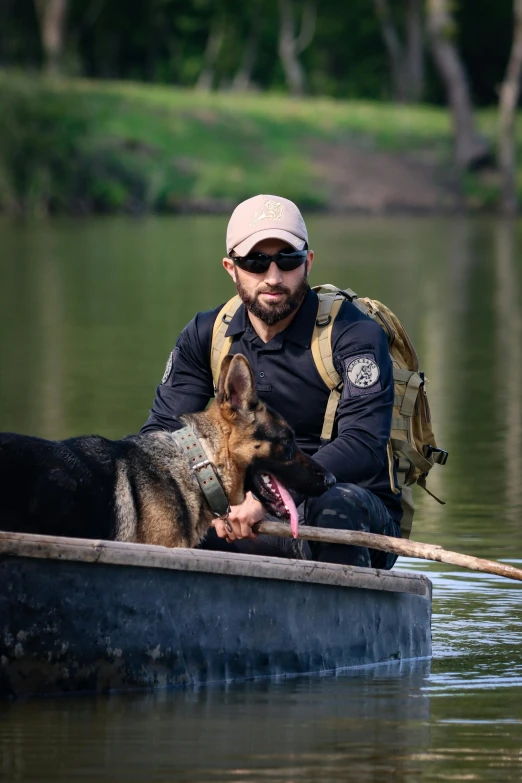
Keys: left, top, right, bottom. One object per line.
{"left": 343, "top": 354, "right": 381, "bottom": 397}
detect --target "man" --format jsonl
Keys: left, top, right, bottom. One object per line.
{"left": 142, "top": 194, "right": 401, "bottom": 568}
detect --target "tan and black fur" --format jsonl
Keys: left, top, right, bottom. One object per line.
{"left": 0, "top": 354, "right": 334, "bottom": 548}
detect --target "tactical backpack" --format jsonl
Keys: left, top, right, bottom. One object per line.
{"left": 210, "top": 285, "right": 448, "bottom": 538}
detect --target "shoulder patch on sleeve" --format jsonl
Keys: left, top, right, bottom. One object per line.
{"left": 161, "top": 347, "right": 179, "bottom": 385}
{"left": 343, "top": 354, "right": 381, "bottom": 398}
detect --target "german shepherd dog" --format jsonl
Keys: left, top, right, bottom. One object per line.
{"left": 0, "top": 354, "right": 335, "bottom": 548}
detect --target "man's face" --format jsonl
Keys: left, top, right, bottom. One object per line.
{"left": 222, "top": 238, "right": 314, "bottom": 326}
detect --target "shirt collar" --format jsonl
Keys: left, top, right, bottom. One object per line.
{"left": 225, "top": 287, "right": 318, "bottom": 348}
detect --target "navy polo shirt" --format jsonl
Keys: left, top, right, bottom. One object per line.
{"left": 141, "top": 287, "right": 402, "bottom": 523}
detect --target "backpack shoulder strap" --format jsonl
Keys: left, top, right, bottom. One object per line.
{"left": 310, "top": 290, "right": 345, "bottom": 441}
{"left": 211, "top": 295, "right": 242, "bottom": 390}
{"left": 311, "top": 293, "right": 344, "bottom": 390}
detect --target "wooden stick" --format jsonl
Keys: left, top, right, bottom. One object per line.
{"left": 254, "top": 520, "right": 522, "bottom": 583}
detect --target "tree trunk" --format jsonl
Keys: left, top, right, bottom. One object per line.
{"left": 232, "top": 30, "right": 259, "bottom": 92}
{"left": 196, "top": 17, "right": 225, "bottom": 92}
{"left": 278, "top": 0, "right": 317, "bottom": 96}
{"left": 499, "top": 0, "right": 522, "bottom": 216}
{"left": 34, "top": 0, "right": 68, "bottom": 76}
{"left": 373, "top": 0, "right": 424, "bottom": 103}
{"left": 406, "top": 0, "right": 424, "bottom": 102}
{"left": 373, "top": 0, "right": 409, "bottom": 102}
{"left": 426, "top": 0, "right": 490, "bottom": 170}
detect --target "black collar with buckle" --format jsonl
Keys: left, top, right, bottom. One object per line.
{"left": 172, "top": 426, "right": 231, "bottom": 521}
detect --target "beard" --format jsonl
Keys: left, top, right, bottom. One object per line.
{"left": 235, "top": 270, "right": 309, "bottom": 326}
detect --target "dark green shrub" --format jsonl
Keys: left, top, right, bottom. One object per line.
{"left": 0, "top": 78, "right": 93, "bottom": 213}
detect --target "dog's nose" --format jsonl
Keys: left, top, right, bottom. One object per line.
{"left": 324, "top": 471, "right": 336, "bottom": 490}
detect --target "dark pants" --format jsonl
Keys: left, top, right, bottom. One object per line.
{"left": 199, "top": 483, "right": 401, "bottom": 570}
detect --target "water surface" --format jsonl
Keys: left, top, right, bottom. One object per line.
{"left": 1, "top": 215, "right": 522, "bottom": 781}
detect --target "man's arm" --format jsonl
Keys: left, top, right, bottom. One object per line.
{"left": 312, "top": 318, "right": 394, "bottom": 483}
{"left": 140, "top": 312, "right": 215, "bottom": 434}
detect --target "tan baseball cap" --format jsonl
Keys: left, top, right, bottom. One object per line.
{"left": 226, "top": 194, "right": 308, "bottom": 256}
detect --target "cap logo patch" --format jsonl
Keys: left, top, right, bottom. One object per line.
{"left": 347, "top": 356, "right": 380, "bottom": 388}
{"left": 249, "top": 200, "right": 284, "bottom": 227}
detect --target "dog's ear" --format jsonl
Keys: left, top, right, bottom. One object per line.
{"left": 219, "top": 354, "right": 257, "bottom": 414}
{"left": 216, "top": 354, "right": 234, "bottom": 404}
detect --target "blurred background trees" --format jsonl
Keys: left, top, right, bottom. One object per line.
{"left": 425, "top": 0, "right": 490, "bottom": 170}
{"left": 0, "top": 0, "right": 514, "bottom": 105}
{"left": 1, "top": 0, "right": 522, "bottom": 214}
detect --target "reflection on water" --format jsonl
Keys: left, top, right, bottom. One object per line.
{"left": 495, "top": 223, "right": 522, "bottom": 521}
{"left": 1, "top": 216, "right": 522, "bottom": 781}
{"left": 1, "top": 664, "right": 432, "bottom": 783}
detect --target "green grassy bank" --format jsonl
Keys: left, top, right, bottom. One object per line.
{"left": 0, "top": 74, "right": 509, "bottom": 215}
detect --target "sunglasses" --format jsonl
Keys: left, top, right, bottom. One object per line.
{"left": 229, "top": 249, "right": 307, "bottom": 274}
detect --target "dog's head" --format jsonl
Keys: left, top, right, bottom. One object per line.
{"left": 215, "top": 354, "right": 335, "bottom": 529}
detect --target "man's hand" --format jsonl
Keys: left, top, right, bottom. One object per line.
{"left": 213, "top": 491, "right": 266, "bottom": 542}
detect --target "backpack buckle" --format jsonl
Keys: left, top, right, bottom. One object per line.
{"left": 340, "top": 288, "right": 358, "bottom": 301}
{"left": 316, "top": 315, "right": 332, "bottom": 327}
{"left": 425, "top": 446, "right": 449, "bottom": 465}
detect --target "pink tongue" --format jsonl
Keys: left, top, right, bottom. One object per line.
{"left": 272, "top": 476, "right": 299, "bottom": 538}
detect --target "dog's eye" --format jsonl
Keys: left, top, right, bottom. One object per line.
{"left": 282, "top": 443, "right": 295, "bottom": 460}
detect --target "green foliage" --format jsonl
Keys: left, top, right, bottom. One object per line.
{"left": 0, "top": 77, "right": 91, "bottom": 213}
{"left": 0, "top": 75, "right": 517, "bottom": 215}
{"left": 0, "top": 75, "right": 328, "bottom": 213}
